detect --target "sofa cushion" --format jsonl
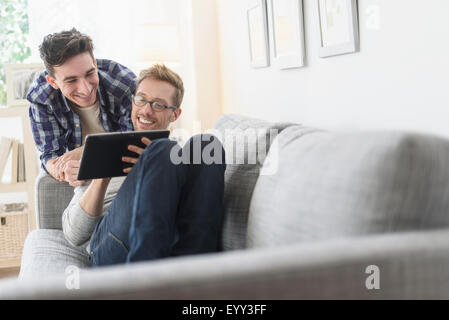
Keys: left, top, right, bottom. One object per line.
{"left": 212, "top": 114, "right": 294, "bottom": 250}
{"left": 36, "top": 172, "right": 74, "bottom": 230}
{"left": 19, "top": 229, "right": 90, "bottom": 280}
{"left": 247, "top": 126, "right": 449, "bottom": 248}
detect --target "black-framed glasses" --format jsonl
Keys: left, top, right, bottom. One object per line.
{"left": 132, "top": 94, "right": 177, "bottom": 112}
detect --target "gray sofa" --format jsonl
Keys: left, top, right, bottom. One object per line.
{"left": 1, "top": 113, "right": 449, "bottom": 299}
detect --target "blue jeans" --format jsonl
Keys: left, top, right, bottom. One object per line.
{"left": 88, "top": 134, "right": 226, "bottom": 266}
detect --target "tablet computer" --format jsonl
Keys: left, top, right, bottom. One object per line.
{"left": 77, "top": 130, "right": 170, "bottom": 180}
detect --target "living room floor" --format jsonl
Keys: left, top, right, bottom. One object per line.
{"left": 0, "top": 267, "right": 19, "bottom": 280}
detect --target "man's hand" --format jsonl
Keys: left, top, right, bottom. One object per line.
{"left": 63, "top": 160, "right": 86, "bottom": 187}
{"left": 45, "top": 146, "right": 84, "bottom": 182}
{"left": 121, "top": 137, "right": 152, "bottom": 174}
{"left": 46, "top": 157, "right": 65, "bottom": 181}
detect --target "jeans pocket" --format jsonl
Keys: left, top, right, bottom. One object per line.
{"left": 90, "top": 232, "right": 129, "bottom": 267}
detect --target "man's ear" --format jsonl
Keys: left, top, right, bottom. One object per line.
{"left": 171, "top": 108, "right": 182, "bottom": 122}
{"left": 45, "top": 74, "right": 59, "bottom": 90}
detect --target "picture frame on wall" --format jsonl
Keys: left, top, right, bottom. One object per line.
{"left": 5, "top": 63, "right": 44, "bottom": 107}
{"left": 318, "top": 0, "right": 359, "bottom": 58}
{"left": 247, "top": 0, "right": 270, "bottom": 68}
{"left": 269, "top": 0, "right": 305, "bottom": 69}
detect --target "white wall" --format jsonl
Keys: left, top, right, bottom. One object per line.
{"left": 27, "top": 0, "right": 135, "bottom": 67}
{"left": 177, "top": 0, "right": 222, "bottom": 134}
{"left": 191, "top": 0, "right": 222, "bottom": 131}
{"left": 217, "top": 0, "right": 449, "bottom": 136}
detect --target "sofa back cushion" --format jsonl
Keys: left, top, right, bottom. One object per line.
{"left": 212, "top": 114, "right": 293, "bottom": 250}
{"left": 36, "top": 172, "right": 74, "bottom": 230}
{"left": 247, "top": 126, "right": 449, "bottom": 248}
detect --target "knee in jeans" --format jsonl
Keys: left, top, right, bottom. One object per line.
{"left": 147, "top": 137, "right": 173, "bottom": 149}
{"left": 142, "top": 138, "right": 177, "bottom": 159}
{"left": 189, "top": 133, "right": 220, "bottom": 147}
{"left": 184, "top": 134, "right": 225, "bottom": 165}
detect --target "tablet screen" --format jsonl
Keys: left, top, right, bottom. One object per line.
{"left": 77, "top": 130, "right": 170, "bottom": 180}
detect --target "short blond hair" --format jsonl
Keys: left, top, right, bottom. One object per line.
{"left": 136, "top": 64, "right": 184, "bottom": 107}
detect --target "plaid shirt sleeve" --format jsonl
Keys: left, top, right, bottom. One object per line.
{"left": 29, "top": 102, "right": 67, "bottom": 169}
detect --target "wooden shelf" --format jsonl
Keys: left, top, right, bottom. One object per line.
{"left": 1, "top": 67, "right": 43, "bottom": 270}
{"left": 0, "top": 106, "right": 28, "bottom": 117}
{"left": 0, "top": 182, "right": 29, "bottom": 193}
{"left": 1, "top": 105, "right": 38, "bottom": 268}
{"left": 0, "top": 257, "right": 21, "bottom": 269}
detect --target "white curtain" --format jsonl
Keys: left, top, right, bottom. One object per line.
{"left": 27, "top": 0, "right": 136, "bottom": 71}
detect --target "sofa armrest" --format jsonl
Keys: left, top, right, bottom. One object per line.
{"left": 2, "top": 228, "right": 449, "bottom": 299}
{"left": 35, "top": 171, "right": 74, "bottom": 230}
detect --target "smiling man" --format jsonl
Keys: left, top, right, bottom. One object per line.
{"left": 131, "top": 69, "right": 182, "bottom": 132}
{"left": 61, "top": 64, "right": 226, "bottom": 266}
{"left": 27, "top": 28, "right": 136, "bottom": 185}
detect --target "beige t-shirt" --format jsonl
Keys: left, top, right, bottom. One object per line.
{"left": 71, "top": 100, "right": 105, "bottom": 144}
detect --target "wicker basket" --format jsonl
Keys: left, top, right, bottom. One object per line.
{"left": 0, "top": 210, "right": 29, "bottom": 260}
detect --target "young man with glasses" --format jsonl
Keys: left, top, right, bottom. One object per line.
{"left": 28, "top": 28, "right": 136, "bottom": 186}
{"left": 61, "top": 64, "right": 226, "bottom": 265}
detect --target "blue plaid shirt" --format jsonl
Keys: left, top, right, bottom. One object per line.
{"left": 27, "top": 59, "right": 136, "bottom": 169}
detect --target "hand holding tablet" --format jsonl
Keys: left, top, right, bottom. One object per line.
{"left": 121, "top": 136, "right": 152, "bottom": 174}
{"left": 77, "top": 130, "right": 170, "bottom": 180}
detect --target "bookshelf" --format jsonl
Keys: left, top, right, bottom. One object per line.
{"left": 0, "top": 106, "right": 39, "bottom": 268}
{"left": 0, "top": 63, "right": 43, "bottom": 269}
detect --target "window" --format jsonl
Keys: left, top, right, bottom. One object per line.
{"left": 0, "top": 0, "right": 31, "bottom": 107}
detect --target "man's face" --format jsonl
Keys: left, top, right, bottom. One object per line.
{"left": 131, "top": 77, "right": 181, "bottom": 131}
{"left": 46, "top": 52, "right": 99, "bottom": 107}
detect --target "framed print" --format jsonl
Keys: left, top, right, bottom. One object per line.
{"left": 270, "top": 0, "right": 305, "bottom": 69}
{"left": 318, "top": 0, "right": 359, "bottom": 58}
{"left": 247, "top": 0, "right": 270, "bottom": 68}
{"left": 5, "top": 63, "right": 44, "bottom": 107}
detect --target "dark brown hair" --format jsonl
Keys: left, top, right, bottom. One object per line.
{"left": 136, "top": 64, "right": 184, "bottom": 107}
{"left": 39, "top": 28, "right": 94, "bottom": 77}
